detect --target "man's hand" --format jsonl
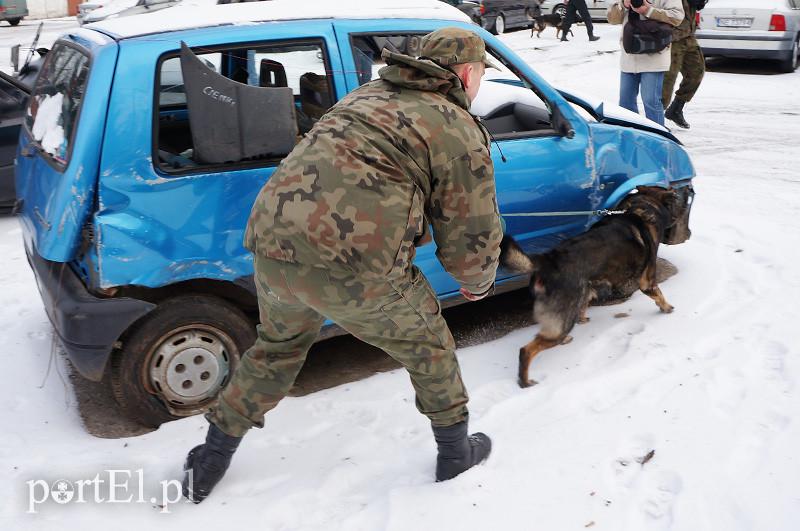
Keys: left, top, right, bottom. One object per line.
{"left": 632, "top": 0, "right": 652, "bottom": 15}
{"left": 460, "top": 286, "right": 491, "bottom": 302}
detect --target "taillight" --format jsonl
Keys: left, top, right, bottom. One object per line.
{"left": 480, "top": 4, "right": 485, "bottom": 15}
{"left": 769, "top": 14, "right": 786, "bottom": 31}
{"left": 695, "top": 12, "right": 700, "bottom": 28}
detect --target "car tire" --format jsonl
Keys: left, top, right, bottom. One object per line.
{"left": 778, "top": 36, "right": 799, "bottom": 73}
{"left": 110, "top": 294, "right": 256, "bottom": 428}
{"left": 8, "top": 18, "right": 22, "bottom": 26}
{"left": 493, "top": 13, "right": 506, "bottom": 35}
{"left": 554, "top": 4, "right": 567, "bottom": 18}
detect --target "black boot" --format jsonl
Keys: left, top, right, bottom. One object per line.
{"left": 665, "top": 99, "right": 690, "bottom": 129}
{"left": 589, "top": 35, "right": 600, "bottom": 41}
{"left": 433, "top": 421, "right": 492, "bottom": 482}
{"left": 182, "top": 423, "right": 243, "bottom": 503}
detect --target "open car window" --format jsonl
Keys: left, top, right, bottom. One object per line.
{"left": 351, "top": 34, "right": 557, "bottom": 139}
{"left": 351, "top": 33, "right": 425, "bottom": 86}
{"left": 473, "top": 48, "right": 557, "bottom": 139}
{"left": 155, "top": 40, "right": 334, "bottom": 174}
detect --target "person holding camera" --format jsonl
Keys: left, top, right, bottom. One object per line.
{"left": 662, "top": 0, "right": 707, "bottom": 129}
{"left": 608, "top": 0, "right": 684, "bottom": 126}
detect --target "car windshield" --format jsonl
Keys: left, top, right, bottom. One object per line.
{"left": 25, "top": 43, "right": 90, "bottom": 167}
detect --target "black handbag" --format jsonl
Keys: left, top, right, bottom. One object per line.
{"left": 623, "top": 10, "right": 673, "bottom": 54}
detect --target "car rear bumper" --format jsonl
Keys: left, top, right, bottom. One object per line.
{"left": 25, "top": 244, "right": 155, "bottom": 381}
{"left": 697, "top": 31, "right": 795, "bottom": 58}
{"left": 700, "top": 46, "right": 794, "bottom": 61}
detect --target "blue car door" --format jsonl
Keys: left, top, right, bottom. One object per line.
{"left": 88, "top": 21, "right": 349, "bottom": 288}
{"left": 333, "top": 20, "right": 598, "bottom": 298}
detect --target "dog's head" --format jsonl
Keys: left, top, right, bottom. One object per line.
{"left": 620, "top": 186, "right": 680, "bottom": 242}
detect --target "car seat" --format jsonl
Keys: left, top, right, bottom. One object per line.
{"left": 259, "top": 59, "right": 288, "bottom": 88}
{"left": 298, "top": 72, "right": 332, "bottom": 121}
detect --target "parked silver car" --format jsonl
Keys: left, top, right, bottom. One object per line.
{"left": 538, "top": 0, "right": 610, "bottom": 21}
{"left": 696, "top": 0, "right": 800, "bottom": 73}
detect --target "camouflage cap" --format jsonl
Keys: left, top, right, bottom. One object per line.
{"left": 420, "top": 27, "right": 501, "bottom": 70}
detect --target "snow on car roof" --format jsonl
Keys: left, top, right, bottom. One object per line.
{"left": 89, "top": 0, "right": 472, "bottom": 40}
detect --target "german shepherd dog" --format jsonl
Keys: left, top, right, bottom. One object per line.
{"left": 500, "top": 186, "right": 681, "bottom": 388}
{"left": 529, "top": 13, "right": 573, "bottom": 39}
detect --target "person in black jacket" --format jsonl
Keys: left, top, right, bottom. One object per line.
{"left": 561, "top": 0, "right": 600, "bottom": 41}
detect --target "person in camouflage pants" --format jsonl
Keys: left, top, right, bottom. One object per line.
{"left": 663, "top": 0, "right": 705, "bottom": 128}
{"left": 182, "top": 27, "right": 504, "bottom": 503}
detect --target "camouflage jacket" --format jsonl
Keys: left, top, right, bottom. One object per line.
{"left": 672, "top": 0, "right": 698, "bottom": 42}
{"left": 245, "top": 50, "right": 502, "bottom": 293}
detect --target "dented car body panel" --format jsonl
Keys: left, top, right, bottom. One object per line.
{"left": 16, "top": 13, "right": 695, "bottom": 381}
{"left": 16, "top": 29, "right": 118, "bottom": 263}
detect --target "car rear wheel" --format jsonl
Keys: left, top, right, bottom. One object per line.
{"left": 7, "top": 18, "right": 22, "bottom": 26}
{"left": 493, "top": 13, "right": 506, "bottom": 35}
{"left": 554, "top": 4, "right": 567, "bottom": 18}
{"left": 110, "top": 294, "right": 256, "bottom": 428}
{"left": 779, "top": 37, "right": 799, "bottom": 73}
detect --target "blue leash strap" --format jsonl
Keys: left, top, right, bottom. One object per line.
{"left": 501, "top": 209, "right": 626, "bottom": 217}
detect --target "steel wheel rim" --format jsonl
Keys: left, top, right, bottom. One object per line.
{"left": 496, "top": 14, "right": 505, "bottom": 33}
{"left": 147, "top": 324, "right": 234, "bottom": 410}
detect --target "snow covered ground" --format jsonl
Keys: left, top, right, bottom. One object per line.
{"left": 2, "top": 20, "right": 800, "bottom": 531}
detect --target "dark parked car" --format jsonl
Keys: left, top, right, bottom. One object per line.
{"left": 443, "top": 0, "right": 541, "bottom": 34}
{"left": 0, "top": 54, "right": 43, "bottom": 214}
{"left": 1, "top": 73, "right": 30, "bottom": 213}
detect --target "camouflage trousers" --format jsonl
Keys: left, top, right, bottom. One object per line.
{"left": 663, "top": 37, "right": 705, "bottom": 106}
{"left": 207, "top": 255, "right": 469, "bottom": 437}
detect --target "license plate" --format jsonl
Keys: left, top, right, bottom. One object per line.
{"left": 717, "top": 17, "right": 753, "bottom": 28}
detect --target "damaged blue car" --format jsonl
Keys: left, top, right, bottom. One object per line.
{"left": 15, "top": 0, "right": 695, "bottom": 427}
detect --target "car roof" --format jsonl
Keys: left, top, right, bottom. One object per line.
{"left": 88, "top": 0, "right": 472, "bottom": 40}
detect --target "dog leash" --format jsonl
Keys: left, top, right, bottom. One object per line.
{"left": 501, "top": 209, "right": 626, "bottom": 217}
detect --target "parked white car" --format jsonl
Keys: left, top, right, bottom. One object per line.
{"left": 696, "top": 0, "right": 800, "bottom": 73}
{"left": 78, "top": 0, "right": 139, "bottom": 24}
{"left": 538, "top": 0, "right": 610, "bottom": 21}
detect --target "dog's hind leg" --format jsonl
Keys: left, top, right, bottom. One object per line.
{"left": 519, "top": 334, "right": 562, "bottom": 388}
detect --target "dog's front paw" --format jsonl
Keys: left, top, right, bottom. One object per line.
{"left": 660, "top": 304, "right": 674, "bottom": 314}
{"left": 578, "top": 316, "right": 591, "bottom": 324}
{"left": 518, "top": 378, "right": 539, "bottom": 389}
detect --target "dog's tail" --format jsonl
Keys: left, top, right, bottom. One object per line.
{"left": 499, "top": 234, "right": 537, "bottom": 274}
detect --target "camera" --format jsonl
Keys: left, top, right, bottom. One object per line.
{"left": 631, "top": 0, "right": 644, "bottom": 8}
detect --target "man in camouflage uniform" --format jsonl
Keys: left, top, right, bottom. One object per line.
{"left": 662, "top": 0, "right": 705, "bottom": 128}
{"left": 182, "top": 27, "right": 504, "bottom": 503}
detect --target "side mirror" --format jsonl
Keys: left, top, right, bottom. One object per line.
{"left": 551, "top": 105, "right": 575, "bottom": 139}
